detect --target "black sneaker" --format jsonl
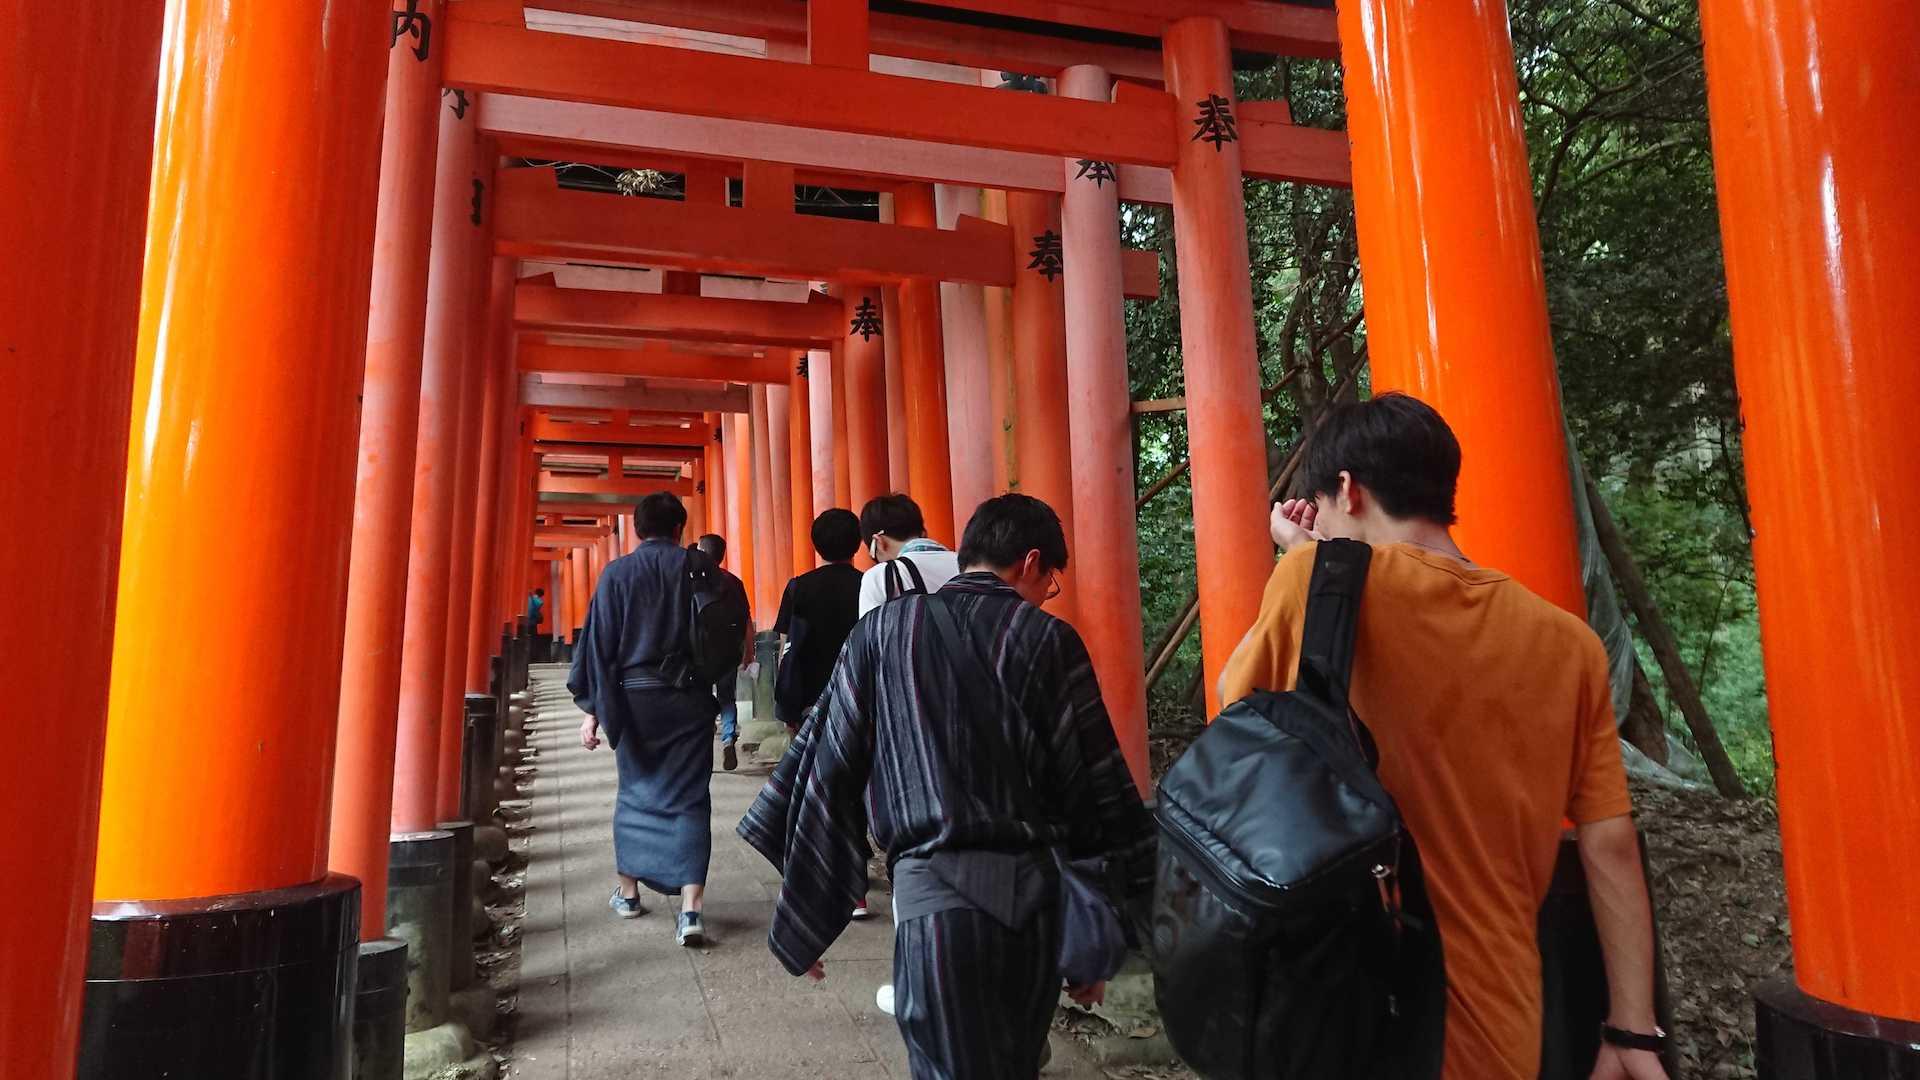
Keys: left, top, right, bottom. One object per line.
{"left": 722, "top": 741, "right": 738, "bottom": 772}
{"left": 676, "top": 911, "right": 706, "bottom": 947}
{"left": 609, "top": 889, "right": 644, "bottom": 919}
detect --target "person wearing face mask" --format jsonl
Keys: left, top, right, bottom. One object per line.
{"left": 740, "top": 494, "right": 1155, "bottom": 1079}
{"left": 855, "top": 493, "right": 962, "bottom": 617}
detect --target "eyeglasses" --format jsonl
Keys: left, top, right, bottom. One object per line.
{"left": 1044, "top": 570, "right": 1062, "bottom": 601}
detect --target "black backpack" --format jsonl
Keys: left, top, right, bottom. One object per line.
{"left": 1151, "top": 540, "right": 1446, "bottom": 1079}
{"left": 684, "top": 552, "right": 750, "bottom": 685}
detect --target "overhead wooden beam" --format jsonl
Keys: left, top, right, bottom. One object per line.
{"left": 536, "top": 525, "right": 613, "bottom": 541}
{"left": 521, "top": 375, "right": 751, "bottom": 413}
{"left": 534, "top": 440, "right": 703, "bottom": 462}
{"left": 890, "top": 0, "right": 1339, "bottom": 57}
{"left": 531, "top": 499, "right": 636, "bottom": 517}
{"left": 530, "top": 413, "right": 711, "bottom": 445}
{"left": 523, "top": 0, "right": 1168, "bottom": 80}
{"left": 520, "top": 341, "right": 793, "bottom": 384}
{"left": 477, "top": 94, "right": 1349, "bottom": 198}
{"left": 516, "top": 284, "right": 844, "bottom": 348}
{"left": 539, "top": 471, "right": 695, "bottom": 496}
{"left": 493, "top": 169, "right": 1014, "bottom": 284}
{"left": 445, "top": 14, "right": 1181, "bottom": 165}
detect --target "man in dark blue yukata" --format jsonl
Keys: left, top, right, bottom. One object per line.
{"left": 568, "top": 491, "right": 719, "bottom": 947}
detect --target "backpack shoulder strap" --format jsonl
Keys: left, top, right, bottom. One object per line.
{"left": 885, "top": 555, "right": 929, "bottom": 599}
{"left": 1294, "top": 539, "right": 1372, "bottom": 718}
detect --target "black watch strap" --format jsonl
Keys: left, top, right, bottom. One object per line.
{"left": 1600, "top": 1024, "right": 1667, "bottom": 1052}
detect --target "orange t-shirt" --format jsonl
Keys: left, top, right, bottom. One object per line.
{"left": 1218, "top": 542, "right": 1633, "bottom": 1080}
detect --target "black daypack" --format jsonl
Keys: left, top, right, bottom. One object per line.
{"left": 684, "top": 552, "right": 750, "bottom": 686}
{"left": 1151, "top": 540, "right": 1446, "bottom": 1080}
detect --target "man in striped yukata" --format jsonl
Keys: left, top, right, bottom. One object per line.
{"left": 740, "top": 494, "right": 1156, "bottom": 1079}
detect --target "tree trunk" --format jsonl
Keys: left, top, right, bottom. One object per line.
{"left": 1582, "top": 470, "right": 1746, "bottom": 797}
{"left": 1623, "top": 656, "right": 1670, "bottom": 766}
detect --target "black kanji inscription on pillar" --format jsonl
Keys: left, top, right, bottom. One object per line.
{"left": 715, "top": 426, "right": 724, "bottom": 443}
{"left": 1027, "top": 230, "right": 1064, "bottom": 282}
{"left": 471, "top": 179, "right": 485, "bottom": 226}
{"left": 796, "top": 356, "right": 810, "bottom": 379}
{"left": 444, "top": 88, "right": 470, "bottom": 119}
{"left": 849, "top": 297, "right": 882, "bottom": 341}
{"left": 391, "top": 0, "right": 433, "bottom": 62}
{"left": 1191, "top": 94, "right": 1240, "bottom": 150}
{"left": 1074, "top": 159, "right": 1117, "bottom": 187}
{"left": 697, "top": 480, "right": 707, "bottom": 495}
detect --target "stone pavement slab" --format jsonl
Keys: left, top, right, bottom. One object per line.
{"left": 511, "top": 666, "right": 1114, "bottom": 1080}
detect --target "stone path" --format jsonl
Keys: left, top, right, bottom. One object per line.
{"left": 510, "top": 665, "right": 1123, "bottom": 1080}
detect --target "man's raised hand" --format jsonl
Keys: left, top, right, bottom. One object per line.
{"left": 1269, "top": 499, "right": 1323, "bottom": 552}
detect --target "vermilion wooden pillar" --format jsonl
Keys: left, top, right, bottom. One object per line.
{"left": 463, "top": 257, "right": 515, "bottom": 695}
{"left": 789, "top": 353, "right": 818, "bottom": 568}
{"left": 807, "top": 348, "right": 838, "bottom": 512}
{"left": 86, "top": 1, "right": 386, "bottom": 1071}
{"left": 331, "top": 0, "right": 448, "bottom": 941}
{"left": 981, "top": 188, "right": 1019, "bottom": 493}
{"left": 1336, "top": 0, "right": 1585, "bottom": 615}
{"left": 689, "top": 460, "right": 709, "bottom": 537}
{"left": 1061, "top": 64, "right": 1150, "bottom": 793}
{"left": 95, "top": 0, "right": 384, "bottom": 899}
{"left": 767, "top": 381, "right": 797, "bottom": 586}
{"left": 553, "top": 556, "right": 572, "bottom": 645}
{"left": 936, "top": 185, "right": 996, "bottom": 521}
{"left": 569, "top": 547, "right": 590, "bottom": 637}
{"left": 1698, "top": 2, "right": 1920, "bottom": 1064}
{"left": 894, "top": 184, "right": 957, "bottom": 543}
{"left": 1, "top": 5, "right": 162, "bottom": 1072}
{"left": 881, "top": 284, "right": 911, "bottom": 493}
{"left": 835, "top": 284, "right": 889, "bottom": 512}
{"left": 829, "top": 342, "right": 854, "bottom": 508}
{"left": 1164, "top": 18, "right": 1277, "bottom": 713}
{"left": 704, "top": 410, "right": 725, "bottom": 539}
{"left": 750, "top": 385, "right": 781, "bottom": 623}
{"left": 729, "top": 412, "right": 758, "bottom": 606}
{"left": 438, "top": 186, "right": 495, "bottom": 818}
{"left": 394, "top": 96, "right": 482, "bottom": 834}
{"left": 1006, "top": 190, "right": 1079, "bottom": 625}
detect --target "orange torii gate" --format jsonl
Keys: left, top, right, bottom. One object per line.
{"left": 9, "top": 1, "right": 1916, "bottom": 1077}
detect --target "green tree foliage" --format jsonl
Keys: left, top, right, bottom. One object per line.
{"left": 1130, "top": 0, "right": 1772, "bottom": 784}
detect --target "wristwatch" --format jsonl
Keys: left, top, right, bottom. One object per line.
{"left": 1600, "top": 1023, "right": 1669, "bottom": 1053}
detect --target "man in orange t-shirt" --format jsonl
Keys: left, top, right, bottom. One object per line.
{"left": 1218, "top": 394, "right": 1668, "bottom": 1080}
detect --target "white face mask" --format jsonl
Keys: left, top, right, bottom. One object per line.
{"left": 868, "top": 534, "right": 886, "bottom": 562}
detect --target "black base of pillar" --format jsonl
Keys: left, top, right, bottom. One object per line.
{"left": 80, "top": 874, "right": 360, "bottom": 1080}
{"left": 1757, "top": 978, "right": 1920, "bottom": 1079}
{"left": 462, "top": 693, "right": 499, "bottom": 823}
{"left": 438, "top": 820, "right": 476, "bottom": 991}
{"left": 387, "top": 830, "right": 455, "bottom": 1030}
{"left": 352, "top": 938, "right": 408, "bottom": 1080}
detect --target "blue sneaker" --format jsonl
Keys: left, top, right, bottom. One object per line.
{"left": 676, "top": 911, "right": 706, "bottom": 947}
{"left": 609, "top": 889, "right": 644, "bottom": 919}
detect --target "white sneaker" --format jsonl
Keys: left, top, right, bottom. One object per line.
{"left": 850, "top": 899, "right": 871, "bottom": 920}
{"left": 875, "top": 984, "right": 895, "bottom": 1016}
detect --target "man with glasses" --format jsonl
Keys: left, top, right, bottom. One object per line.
{"left": 856, "top": 493, "right": 962, "bottom": 617}
{"left": 741, "top": 494, "right": 1155, "bottom": 1078}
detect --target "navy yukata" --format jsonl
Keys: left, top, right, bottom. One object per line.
{"left": 739, "top": 573, "right": 1155, "bottom": 1079}
{"left": 569, "top": 538, "right": 719, "bottom": 894}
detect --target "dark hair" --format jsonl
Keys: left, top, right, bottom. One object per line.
{"left": 859, "top": 493, "right": 925, "bottom": 543}
{"left": 634, "top": 492, "right": 689, "bottom": 539}
{"left": 810, "top": 508, "right": 862, "bottom": 562}
{"left": 1300, "top": 392, "right": 1460, "bottom": 525}
{"left": 695, "top": 533, "right": 726, "bottom": 562}
{"left": 533, "top": 588, "right": 544, "bottom": 597}
{"left": 958, "top": 494, "right": 1069, "bottom": 573}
